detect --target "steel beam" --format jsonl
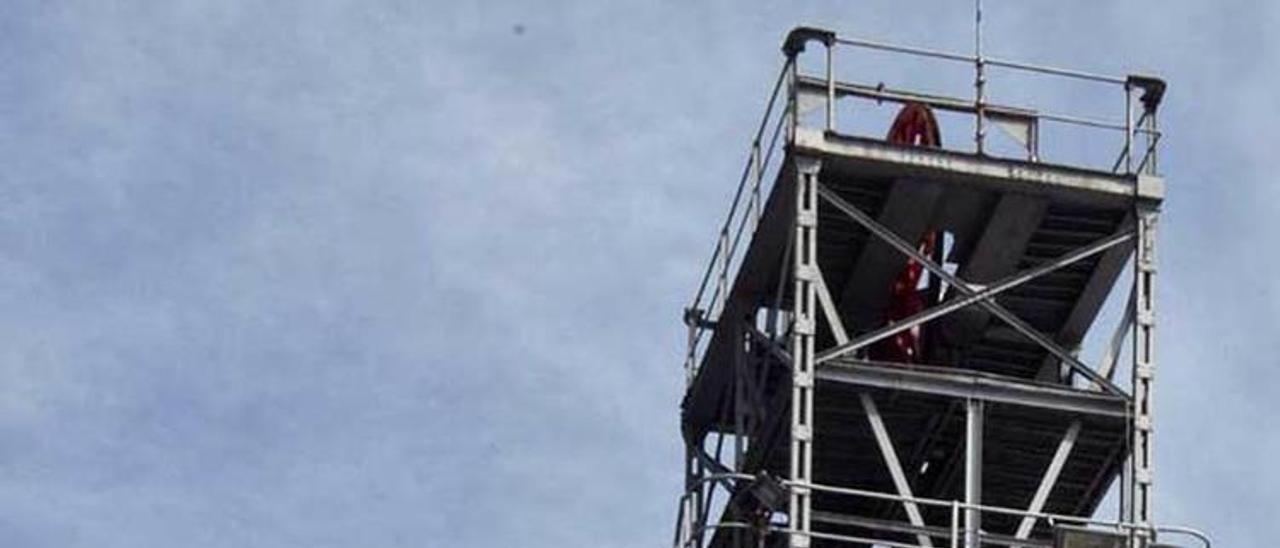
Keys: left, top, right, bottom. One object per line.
{"left": 837, "top": 179, "right": 945, "bottom": 335}
{"left": 820, "top": 258, "right": 936, "bottom": 547}
{"left": 789, "top": 156, "right": 820, "bottom": 548}
{"left": 942, "top": 194, "right": 1047, "bottom": 353}
{"left": 860, "top": 393, "right": 935, "bottom": 548}
{"left": 1014, "top": 420, "right": 1082, "bottom": 541}
{"left": 964, "top": 399, "right": 984, "bottom": 548}
{"left": 731, "top": 325, "right": 753, "bottom": 548}
{"left": 815, "top": 183, "right": 1129, "bottom": 396}
{"left": 813, "top": 263, "right": 850, "bottom": 346}
{"left": 734, "top": 322, "right": 748, "bottom": 476}
{"left": 1036, "top": 211, "right": 1135, "bottom": 385}
{"left": 1128, "top": 206, "right": 1158, "bottom": 547}
{"left": 767, "top": 224, "right": 796, "bottom": 341}
{"left": 792, "top": 127, "right": 1164, "bottom": 202}
{"left": 1095, "top": 283, "right": 1135, "bottom": 387}
{"left": 813, "top": 227, "right": 1130, "bottom": 373}
{"left": 817, "top": 360, "right": 1128, "bottom": 418}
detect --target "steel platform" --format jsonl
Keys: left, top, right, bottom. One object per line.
{"left": 683, "top": 125, "right": 1157, "bottom": 432}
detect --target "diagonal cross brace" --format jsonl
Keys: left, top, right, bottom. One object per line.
{"left": 808, "top": 263, "right": 935, "bottom": 546}
{"left": 1014, "top": 420, "right": 1082, "bottom": 543}
{"left": 1093, "top": 282, "right": 1135, "bottom": 389}
{"left": 813, "top": 263, "right": 851, "bottom": 346}
{"left": 815, "top": 183, "right": 1129, "bottom": 396}
{"left": 813, "top": 228, "right": 1131, "bottom": 376}
{"left": 861, "top": 393, "right": 935, "bottom": 548}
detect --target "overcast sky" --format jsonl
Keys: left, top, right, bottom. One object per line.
{"left": 0, "top": 1, "right": 1276, "bottom": 547}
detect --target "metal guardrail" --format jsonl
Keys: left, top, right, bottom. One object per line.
{"left": 809, "top": 29, "right": 1165, "bottom": 172}
{"left": 671, "top": 475, "right": 1211, "bottom": 548}
{"left": 683, "top": 57, "right": 794, "bottom": 386}
{"left": 683, "top": 26, "right": 1166, "bottom": 387}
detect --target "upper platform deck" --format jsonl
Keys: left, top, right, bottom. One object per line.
{"left": 685, "top": 127, "right": 1155, "bottom": 433}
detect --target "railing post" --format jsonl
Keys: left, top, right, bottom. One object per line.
{"left": 1124, "top": 83, "right": 1134, "bottom": 173}
{"left": 1145, "top": 113, "right": 1159, "bottom": 175}
{"left": 825, "top": 42, "right": 835, "bottom": 132}
{"left": 684, "top": 310, "right": 697, "bottom": 386}
{"left": 717, "top": 230, "right": 729, "bottom": 318}
{"left": 965, "top": 399, "right": 984, "bottom": 548}
{"left": 783, "top": 58, "right": 793, "bottom": 143}
{"left": 950, "top": 500, "right": 960, "bottom": 548}
{"left": 751, "top": 141, "right": 762, "bottom": 228}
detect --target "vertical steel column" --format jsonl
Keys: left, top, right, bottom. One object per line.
{"left": 965, "top": 399, "right": 984, "bottom": 548}
{"left": 734, "top": 323, "right": 747, "bottom": 470}
{"left": 733, "top": 323, "right": 747, "bottom": 548}
{"left": 789, "top": 156, "right": 821, "bottom": 548}
{"left": 683, "top": 450, "right": 700, "bottom": 548}
{"left": 1129, "top": 204, "right": 1158, "bottom": 547}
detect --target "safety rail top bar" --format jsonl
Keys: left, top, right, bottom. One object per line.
{"left": 685, "top": 58, "right": 793, "bottom": 326}
{"left": 791, "top": 75, "right": 1159, "bottom": 136}
{"left": 672, "top": 474, "right": 1211, "bottom": 548}
{"left": 834, "top": 35, "right": 1128, "bottom": 84}
{"left": 794, "top": 26, "right": 1159, "bottom": 91}
{"left": 787, "top": 26, "right": 1165, "bottom": 166}
{"left": 680, "top": 523, "right": 1210, "bottom": 548}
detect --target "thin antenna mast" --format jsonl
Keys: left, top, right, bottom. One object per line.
{"left": 975, "top": 0, "right": 983, "bottom": 57}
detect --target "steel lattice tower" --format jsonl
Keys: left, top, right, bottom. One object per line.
{"left": 672, "top": 26, "right": 1208, "bottom": 548}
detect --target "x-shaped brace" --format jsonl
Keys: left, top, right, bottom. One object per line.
{"left": 814, "top": 183, "right": 1129, "bottom": 397}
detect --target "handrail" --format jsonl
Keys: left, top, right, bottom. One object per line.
{"left": 687, "top": 59, "right": 792, "bottom": 313}
{"left": 670, "top": 475, "right": 1210, "bottom": 548}
{"left": 821, "top": 28, "right": 1163, "bottom": 172}
{"left": 683, "top": 58, "right": 795, "bottom": 384}
{"left": 792, "top": 75, "right": 1159, "bottom": 135}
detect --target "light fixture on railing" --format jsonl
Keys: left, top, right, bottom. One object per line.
{"left": 747, "top": 472, "right": 788, "bottom": 513}
{"left": 683, "top": 307, "right": 718, "bottom": 331}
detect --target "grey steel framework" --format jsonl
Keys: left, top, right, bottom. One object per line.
{"left": 671, "top": 27, "right": 1209, "bottom": 548}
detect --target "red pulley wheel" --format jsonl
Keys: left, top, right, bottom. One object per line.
{"left": 871, "top": 103, "right": 941, "bottom": 364}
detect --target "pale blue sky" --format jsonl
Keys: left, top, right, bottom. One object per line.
{"left": 0, "top": 1, "right": 1275, "bottom": 546}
